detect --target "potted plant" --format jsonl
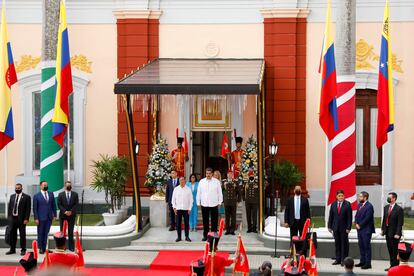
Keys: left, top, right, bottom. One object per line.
{"left": 272, "top": 159, "right": 304, "bottom": 208}
{"left": 91, "top": 154, "right": 130, "bottom": 225}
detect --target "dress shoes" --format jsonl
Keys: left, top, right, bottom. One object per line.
{"left": 5, "top": 250, "right": 16, "bottom": 255}
{"left": 169, "top": 226, "right": 176, "bottom": 231}
{"left": 355, "top": 263, "right": 365, "bottom": 267}
{"left": 202, "top": 237, "right": 207, "bottom": 242}
{"left": 230, "top": 232, "right": 236, "bottom": 235}
{"left": 246, "top": 230, "right": 252, "bottom": 233}
{"left": 384, "top": 267, "right": 390, "bottom": 272}
{"left": 185, "top": 237, "right": 191, "bottom": 242}
{"left": 175, "top": 238, "right": 181, "bottom": 242}
{"left": 332, "top": 261, "right": 341, "bottom": 265}
{"left": 361, "top": 264, "right": 372, "bottom": 269}
{"left": 20, "top": 250, "right": 26, "bottom": 256}
{"left": 39, "top": 250, "right": 45, "bottom": 254}
{"left": 224, "top": 231, "right": 230, "bottom": 235}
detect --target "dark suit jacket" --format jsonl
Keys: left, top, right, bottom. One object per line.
{"left": 328, "top": 200, "right": 352, "bottom": 232}
{"left": 57, "top": 191, "right": 79, "bottom": 220}
{"left": 284, "top": 195, "right": 311, "bottom": 226}
{"left": 8, "top": 193, "right": 31, "bottom": 223}
{"left": 355, "top": 201, "right": 375, "bottom": 234}
{"left": 33, "top": 191, "right": 57, "bottom": 221}
{"left": 165, "top": 178, "right": 179, "bottom": 204}
{"left": 381, "top": 204, "right": 404, "bottom": 237}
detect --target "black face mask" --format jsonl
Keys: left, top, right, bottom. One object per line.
{"left": 15, "top": 189, "right": 22, "bottom": 194}
{"left": 66, "top": 185, "right": 72, "bottom": 191}
{"left": 295, "top": 190, "right": 301, "bottom": 196}
{"left": 387, "top": 197, "right": 392, "bottom": 203}
{"left": 43, "top": 186, "right": 48, "bottom": 191}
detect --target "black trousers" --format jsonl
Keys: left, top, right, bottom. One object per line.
{"left": 60, "top": 216, "right": 76, "bottom": 251}
{"left": 176, "top": 210, "right": 190, "bottom": 239}
{"left": 201, "top": 206, "right": 218, "bottom": 239}
{"left": 224, "top": 205, "right": 237, "bottom": 233}
{"left": 245, "top": 203, "right": 257, "bottom": 231}
{"left": 289, "top": 219, "right": 305, "bottom": 239}
{"left": 333, "top": 230, "right": 349, "bottom": 262}
{"left": 9, "top": 216, "right": 26, "bottom": 251}
{"left": 386, "top": 234, "right": 400, "bottom": 267}
{"left": 168, "top": 203, "right": 176, "bottom": 228}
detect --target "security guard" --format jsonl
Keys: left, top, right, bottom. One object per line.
{"left": 244, "top": 175, "right": 259, "bottom": 233}
{"left": 222, "top": 171, "right": 241, "bottom": 235}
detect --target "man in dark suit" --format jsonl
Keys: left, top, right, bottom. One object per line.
{"left": 328, "top": 189, "right": 352, "bottom": 265}
{"left": 381, "top": 192, "right": 404, "bottom": 271}
{"left": 57, "top": 181, "right": 79, "bottom": 251}
{"left": 354, "top": 191, "right": 375, "bottom": 270}
{"left": 33, "top": 180, "right": 57, "bottom": 254}
{"left": 284, "top": 185, "right": 311, "bottom": 238}
{"left": 6, "top": 183, "right": 31, "bottom": 256}
{"left": 165, "top": 170, "right": 179, "bottom": 231}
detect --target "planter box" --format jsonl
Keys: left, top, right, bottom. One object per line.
{"left": 150, "top": 195, "right": 167, "bottom": 227}
{"left": 102, "top": 212, "right": 119, "bottom": 226}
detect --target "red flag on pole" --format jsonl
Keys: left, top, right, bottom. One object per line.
{"left": 221, "top": 133, "right": 230, "bottom": 158}
{"left": 234, "top": 236, "right": 250, "bottom": 274}
{"left": 75, "top": 231, "right": 85, "bottom": 268}
{"left": 183, "top": 132, "right": 189, "bottom": 155}
{"left": 308, "top": 237, "right": 318, "bottom": 276}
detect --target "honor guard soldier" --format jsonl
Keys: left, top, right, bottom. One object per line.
{"left": 41, "top": 221, "right": 79, "bottom": 268}
{"left": 244, "top": 175, "right": 259, "bottom": 233}
{"left": 222, "top": 171, "right": 241, "bottom": 235}
{"left": 387, "top": 241, "right": 414, "bottom": 276}
{"left": 171, "top": 136, "right": 188, "bottom": 177}
{"left": 231, "top": 136, "right": 244, "bottom": 178}
{"left": 204, "top": 232, "right": 234, "bottom": 276}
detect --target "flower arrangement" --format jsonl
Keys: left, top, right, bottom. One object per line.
{"left": 144, "top": 135, "right": 173, "bottom": 195}
{"left": 238, "top": 135, "right": 258, "bottom": 182}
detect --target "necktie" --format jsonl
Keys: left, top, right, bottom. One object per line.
{"left": 337, "top": 202, "right": 341, "bottom": 214}
{"left": 67, "top": 192, "right": 70, "bottom": 203}
{"left": 44, "top": 192, "right": 48, "bottom": 202}
{"left": 13, "top": 195, "right": 19, "bottom": 215}
{"left": 295, "top": 197, "right": 300, "bottom": 219}
{"left": 386, "top": 205, "right": 392, "bottom": 226}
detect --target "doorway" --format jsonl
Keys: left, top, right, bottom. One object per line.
{"left": 191, "top": 131, "right": 232, "bottom": 180}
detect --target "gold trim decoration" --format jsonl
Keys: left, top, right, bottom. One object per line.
{"left": 15, "top": 55, "right": 41, "bottom": 73}
{"left": 16, "top": 54, "right": 92, "bottom": 73}
{"left": 192, "top": 96, "right": 231, "bottom": 129}
{"left": 71, "top": 54, "right": 92, "bottom": 73}
{"left": 356, "top": 39, "right": 403, "bottom": 73}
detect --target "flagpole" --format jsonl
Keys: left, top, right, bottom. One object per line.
{"left": 4, "top": 146, "right": 8, "bottom": 218}
{"left": 67, "top": 123, "right": 70, "bottom": 181}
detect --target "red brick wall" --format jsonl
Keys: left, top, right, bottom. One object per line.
{"left": 117, "top": 18, "right": 159, "bottom": 196}
{"left": 264, "top": 17, "right": 307, "bottom": 189}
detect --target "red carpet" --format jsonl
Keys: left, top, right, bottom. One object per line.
{"left": 150, "top": 250, "right": 230, "bottom": 271}
{"left": 0, "top": 266, "right": 189, "bottom": 276}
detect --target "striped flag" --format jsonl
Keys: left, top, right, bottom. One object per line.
{"left": 319, "top": 0, "right": 338, "bottom": 141}
{"left": 52, "top": 0, "right": 73, "bottom": 147}
{"left": 0, "top": 1, "right": 17, "bottom": 150}
{"left": 376, "top": 0, "right": 394, "bottom": 148}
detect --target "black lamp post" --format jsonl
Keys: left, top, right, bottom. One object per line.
{"left": 269, "top": 138, "right": 279, "bottom": 258}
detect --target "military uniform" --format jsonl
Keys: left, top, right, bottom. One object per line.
{"left": 387, "top": 241, "right": 414, "bottom": 276}
{"left": 244, "top": 177, "right": 259, "bottom": 233}
{"left": 222, "top": 178, "right": 241, "bottom": 234}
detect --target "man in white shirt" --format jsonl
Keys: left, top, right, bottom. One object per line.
{"left": 172, "top": 177, "right": 193, "bottom": 242}
{"left": 196, "top": 168, "right": 223, "bottom": 241}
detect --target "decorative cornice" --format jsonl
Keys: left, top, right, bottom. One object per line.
{"left": 16, "top": 54, "right": 93, "bottom": 74}
{"left": 260, "top": 8, "right": 310, "bottom": 19}
{"left": 113, "top": 9, "right": 162, "bottom": 20}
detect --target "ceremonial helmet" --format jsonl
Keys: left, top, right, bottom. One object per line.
{"left": 397, "top": 242, "right": 413, "bottom": 261}
{"left": 190, "top": 259, "right": 205, "bottom": 276}
{"left": 207, "top": 232, "right": 220, "bottom": 252}
{"left": 54, "top": 220, "right": 68, "bottom": 248}
{"left": 235, "top": 137, "right": 243, "bottom": 144}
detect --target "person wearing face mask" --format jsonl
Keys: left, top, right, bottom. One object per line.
{"left": 57, "top": 181, "right": 79, "bottom": 251}
{"left": 328, "top": 189, "right": 352, "bottom": 266}
{"left": 33, "top": 180, "right": 57, "bottom": 254}
{"left": 354, "top": 191, "right": 375, "bottom": 270}
{"left": 6, "top": 183, "right": 31, "bottom": 256}
{"left": 381, "top": 192, "right": 404, "bottom": 271}
{"left": 284, "top": 185, "right": 311, "bottom": 239}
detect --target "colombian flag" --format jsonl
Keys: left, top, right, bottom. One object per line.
{"left": 0, "top": 1, "right": 17, "bottom": 150}
{"left": 319, "top": 0, "right": 338, "bottom": 141}
{"left": 52, "top": 0, "right": 73, "bottom": 147}
{"left": 376, "top": 0, "right": 394, "bottom": 148}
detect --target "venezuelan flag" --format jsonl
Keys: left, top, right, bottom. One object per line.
{"left": 376, "top": 0, "right": 394, "bottom": 148}
{"left": 52, "top": 0, "right": 73, "bottom": 147}
{"left": 0, "top": 1, "right": 17, "bottom": 150}
{"left": 319, "top": 0, "right": 338, "bottom": 141}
